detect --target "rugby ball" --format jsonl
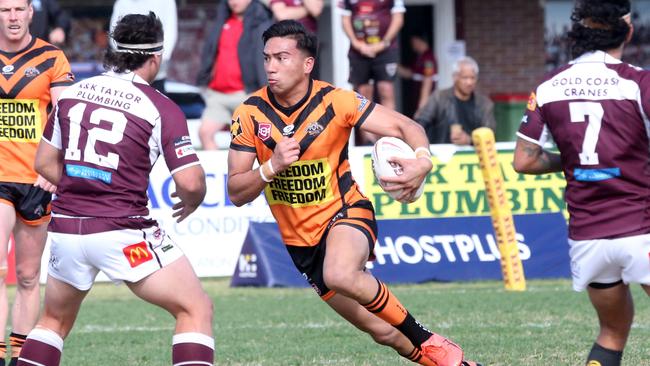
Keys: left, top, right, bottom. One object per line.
{"left": 371, "top": 137, "right": 425, "bottom": 203}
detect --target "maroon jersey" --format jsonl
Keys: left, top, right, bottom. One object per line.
{"left": 518, "top": 50, "right": 650, "bottom": 240}
{"left": 339, "top": 0, "right": 404, "bottom": 54}
{"left": 412, "top": 49, "right": 436, "bottom": 95}
{"left": 42, "top": 71, "right": 200, "bottom": 218}
{"left": 269, "top": 0, "right": 318, "bottom": 34}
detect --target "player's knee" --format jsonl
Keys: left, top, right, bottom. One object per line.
{"left": 15, "top": 266, "right": 40, "bottom": 290}
{"left": 187, "top": 291, "right": 213, "bottom": 323}
{"left": 323, "top": 269, "right": 361, "bottom": 297}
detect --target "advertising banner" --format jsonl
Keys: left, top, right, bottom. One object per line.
{"left": 230, "top": 213, "right": 571, "bottom": 287}
{"left": 357, "top": 144, "right": 567, "bottom": 220}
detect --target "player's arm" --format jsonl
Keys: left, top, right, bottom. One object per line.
{"left": 371, "top": 11, "right": 403, "bottom": 55}
{"left": 50, "top": 86, "right": 67, "bottom": 105}
{"left": 227, "top": 150, "right": 267, "bottom": 207}
{"left": 341, "top": 15, "right": 361, "bottom": 48}
{"left": 360, "top": 104, "right": 432, "bottom": 201}
{"left": 341, "top": 14, "right": 373, "bottom": 57}
{"left": 34, "top": 140, "right": 62, "bottom": 192}
{"left": 271, "top": 2, "right": 308, "bottom": 20}
{"left": 228, "top": 137, "right": 300, "bottom": 206}
{"left": 417, "top": 77, "right": 433, "bottom": 110}
{"left": 303, "top": 0, "right": 323, "bottom": 18}
{"left": 512, "top": 137, "right": 562, "bottom": 174}
{"left": 170, "top": 165, "right": 206, "bottom": 223}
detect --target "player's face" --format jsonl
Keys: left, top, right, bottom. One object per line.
{"left": 264, "top": 37, "right": 313, "bottom": 97}
{"left": 228, "top": 0, "right": 252, "bottom": 16}
{"left": 453, "top": 64, "right": 477, "bottom": 98}
{"left": 0, "top": 0, "right": 32, "bottom": 44}
{"left": 410, "top": 37, "right": 427, "bottom": 54}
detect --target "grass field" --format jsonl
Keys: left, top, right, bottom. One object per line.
{"left": 42, "top": 278, "right": 649, "bottom": 365}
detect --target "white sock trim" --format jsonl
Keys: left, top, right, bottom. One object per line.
{"left": 173, "top": 362, "right": 212, "bottom": 366}
{"left": 16, "top": 359, "right": 47, "bottom": 366}
{"left": 26, "top": 327, "right": 64, "bottom": 351}
{"left": 172, "top": 332, "right": 214, "bottom": 350}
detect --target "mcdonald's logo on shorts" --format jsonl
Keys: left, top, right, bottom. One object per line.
{"left": 123, "top": 242, "right": 152, "bottom": 268}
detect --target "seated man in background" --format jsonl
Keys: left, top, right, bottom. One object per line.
{"left": 415, "top": 56, "right": 495, "bottom": 145}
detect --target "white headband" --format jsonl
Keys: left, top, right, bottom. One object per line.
{"left": 112, "top": 41, "right": 163, "bottom": 55}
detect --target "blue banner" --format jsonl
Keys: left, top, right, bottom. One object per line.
{"left": 230, "top": 213, "right": 571, "bottom": 288}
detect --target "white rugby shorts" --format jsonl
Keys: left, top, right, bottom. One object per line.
{"left": 569, "top": 233, "right": 650, "bottom": 291}
{"left": 48, "top": 225, "right": 184, "bottom": 290}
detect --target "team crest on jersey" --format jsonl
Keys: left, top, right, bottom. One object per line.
{"left": 283, "top": 124, "right": 295, "bottom": 136}
{"left": 527, "top": 92, "right": 537, "bottom": 111}
{"left": 2, "top": 65, "right": 14, "bottom": 75}
{"left": 231, "top": 117, "right": 243, "bottom": 139}
{"left": 258, "top": 122, "right": 272, "bottom": 141}
{"left": 355, "top": 93, "right": 368, "bottom": 111}
{"left": 306, "top": 121, "right": 324, "bottom": 136}
{"left": 24, "top": 67, "right": 40, "bottom": 78}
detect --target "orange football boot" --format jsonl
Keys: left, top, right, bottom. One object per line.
{"left": 420, "top": 333, "right": 464, "bottom": 366}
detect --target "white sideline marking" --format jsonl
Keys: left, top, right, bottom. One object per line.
{"left": 75, "top": 321, "right": 346, "bottom": 334}
{"left": 76, "top": 319, "right": 650, "bottom": 335}
{"left": 77, "top": 325, "right": 172, "bottom": 333}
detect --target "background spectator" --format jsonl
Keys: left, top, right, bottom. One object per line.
{"left": 269, "top": 0, "right": 323, "bottom": 77}
{"left": 415, "top": 56, "right": 495, "bottom": 145}
{"left": 196, "top": 0, "right": 272, "bottom": 150}
{"left": 340, "top": 0, "right": 404, "bottom": 144}
{"left": 398, "top": 32, "right": 437, "bottom": 118}
{"left": 110, "top": 0, "right": 178, "bottom": 94}
{"left": 30, "top": 0, "right": 70, "bottom": 45}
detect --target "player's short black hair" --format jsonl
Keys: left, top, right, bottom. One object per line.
{"left": 262, "top": 20, "right": 318, "bottom": 58}
{"left": 568, "top": 0, "right": 631, "bottom": 57}
{"left": 103, "top": 12, "right": 164, "bottom": 73}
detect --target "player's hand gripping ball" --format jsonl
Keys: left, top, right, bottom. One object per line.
{"left": 371, "top": 137, "right": 425, "bottom": 202}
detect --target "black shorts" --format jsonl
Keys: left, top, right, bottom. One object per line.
{"left": 0, "top": 182, "right": 52, "bottom": 225}
{"left": 285, "top": 200, "right": 378, "bottom": 300}
{"left": 348, "top": 48, "right": 399, "bottom": 86}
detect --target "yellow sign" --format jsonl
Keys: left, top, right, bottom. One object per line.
{"left": 364, "top": 149, "right": 566, "bottom": 219}
{"left": 266, "top": 158, "right": 334, "bottom": 208}
{"left": 0, "top": 99, "right": 41, "bottom": 142}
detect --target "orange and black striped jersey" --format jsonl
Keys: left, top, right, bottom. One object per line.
{"left": 231, "top": 79, "right": 375, "bottom": 247}
{"left": 0, "top": 37, "right": 73, "bottom": 184}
